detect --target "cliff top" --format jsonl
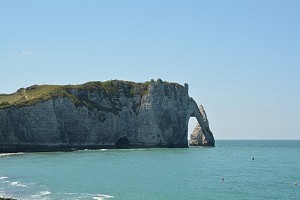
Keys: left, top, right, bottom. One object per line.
{"left": 0, "top": 79, "right": 183, "bottom": 109}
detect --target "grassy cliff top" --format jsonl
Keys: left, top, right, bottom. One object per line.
{"left": 0, "top": 80, "right": 183, "bottom": 109}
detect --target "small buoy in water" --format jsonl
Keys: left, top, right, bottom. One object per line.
{"left": 221, "top": 177, "right": 224, "bottom": 182}
{"left": 294, "top": 182, "right": 298, "bottom": 186}
{"left": 252, "top": 157, "right": 254, "bottom": 160}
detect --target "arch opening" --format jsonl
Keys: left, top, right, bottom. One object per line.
{"left": 188, "top": 117, "right": 197, "bottom": 144}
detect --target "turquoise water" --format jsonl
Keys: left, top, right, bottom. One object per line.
{"left": 0, "top": 140, "right": 300, "bottom": 199}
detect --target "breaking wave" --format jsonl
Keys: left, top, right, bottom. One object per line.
{"left": 10, "top": 181, "right": 27, "bottom": 187}
{"left": 31, "top": 190, "right": 52, "bottom": 198}
{"left": 0, "top": 152, "right": 24, "bottom": 157}
{"left": 93, "top": 193, "right": 114, "bottom": 199}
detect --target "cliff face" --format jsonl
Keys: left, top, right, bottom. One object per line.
{"left": 0, "top": 79, "right": 215, "bottom": 152}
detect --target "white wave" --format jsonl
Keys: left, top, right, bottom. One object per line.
{"left": 93, "top": 194, "right": 114, "bottom": 199}
{"left": 10, "top": 181, "right": 27, "bottom": 187}
{"left": 86, "top": 149, "right": 109, "bottom": 151}
{"left": 119, "top": 148, "right": 146, "bottom": 151}
{"left": 77, "top": 149, "right": 109, "bottom": 153}
{"left": 0, "top": 176, "right": 8, "bottom": 180}
{"left": 40, "top": 190, "right": 51, "bottom": 196}
{"left": 55, "top": 192, "right": 114, "bottom": 199}
{"left": 31, "top": 190, "right": 51, "bottom": 198}
{"left": 0, "top": 152, "right": 24, "bottom": 157}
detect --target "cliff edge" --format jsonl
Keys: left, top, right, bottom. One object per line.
{"left": 0, "top": 79, "right": 215, "bottom": 152}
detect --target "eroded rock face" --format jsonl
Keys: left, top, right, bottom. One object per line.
{"left": 189, "top": 123, "right": 215, "bottom": 147}
{"left": 0, "top": 79, "right": 215, "bottom": 152}
{"left": 189, "top": 105, "right": 215, "bottom": 147}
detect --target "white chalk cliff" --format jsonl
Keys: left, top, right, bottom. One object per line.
{"left": 0, "top": 79, "right": 215, "bottom": 152}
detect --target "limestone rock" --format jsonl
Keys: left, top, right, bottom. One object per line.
{"left": 0, "top": 79, "right": 215, "bottom": 152}
{"left": 189, "top": 105, "right": 215, "bottom": 147}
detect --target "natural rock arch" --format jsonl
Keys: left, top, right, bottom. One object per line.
{"left": 0, "top": 79, "right": 215, "bottom": 152}
{"left": 187, "top": 98, "right": 215, "bottom": 147}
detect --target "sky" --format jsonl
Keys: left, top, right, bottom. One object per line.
{"left": 0, "top": 0, "right": 299, "bottom": 139}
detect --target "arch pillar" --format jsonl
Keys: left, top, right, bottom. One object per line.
{"left": 188, "top": 98, "right": 215, "bottom": 147}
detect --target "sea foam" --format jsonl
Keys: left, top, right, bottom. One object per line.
{"left": 10, "top": 181, "right": 27, "bottom": 187}
{"left": 31, "top": 190, "right": 51, "bottom": 198}
{"left": 0, "top": 152, "right": 24, "bottom": 157}
{"left": 93, "top": 193, "right": 114, "bottom": 199}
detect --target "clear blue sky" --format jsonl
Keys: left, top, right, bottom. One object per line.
{"left": 0, "top": 0, "right": 299, "bottom": 139}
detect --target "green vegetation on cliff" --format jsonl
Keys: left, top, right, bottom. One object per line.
{"left": 0, "top": 80, "right": 150, "bottom": 109}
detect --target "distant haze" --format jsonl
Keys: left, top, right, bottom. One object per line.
{"left": 0, "top": 0, "right": 299, "bottom": 139}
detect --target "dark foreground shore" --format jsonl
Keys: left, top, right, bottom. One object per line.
{"left": 0, "top": 197, "right": 17, "bottom": 200}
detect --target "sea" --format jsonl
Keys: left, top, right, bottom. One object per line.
{"left": 0, "top": 140, "right": 299, "bottom": 200}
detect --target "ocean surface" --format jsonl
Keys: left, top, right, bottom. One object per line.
{"left": 0, "top": 140, "right": 299, "bottom": 200}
